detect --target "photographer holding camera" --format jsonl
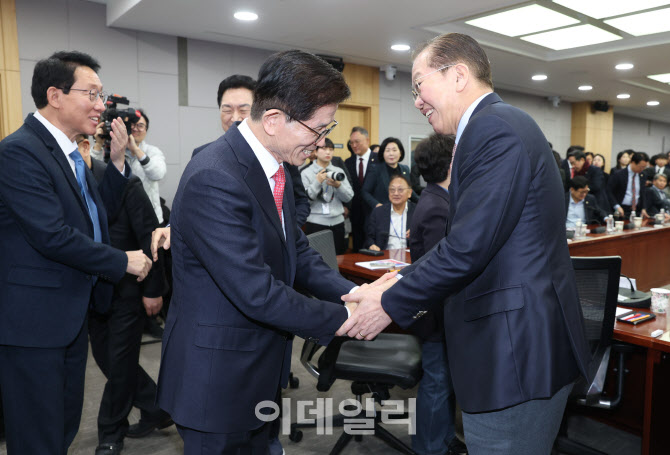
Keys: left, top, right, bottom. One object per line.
{"left": 93, "top": 109, "right": 167, "bottom": 225}
{"left": 301, "top": 137, "right": 354, "bottom": 254}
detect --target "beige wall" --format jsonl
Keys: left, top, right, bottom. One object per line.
{"left": 0, "top": 0, "right": 22, "bottom": 139}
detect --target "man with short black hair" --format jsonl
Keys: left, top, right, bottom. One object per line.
{"left": 217, "top": 74, "right": 256, "bottom": 132}
{"left": 93, "top": 109, "right": 167, "bottom": 224}
{"left": 570, "top": 151, "right": 608, "bottom": 212}
{"left": 643, "top": 153, "right": 670, "bottom": 184}
{"left": 608, "top": 151, "right": 650, "bottom": 218}
{"left": 0, "top": 50, "right": 152, "bottom": 455}
{"left": 565, "top": 176, "right": 608, "bottom": 228}
{"left": 157, "top": 50, "right": 362, "bottom": 454}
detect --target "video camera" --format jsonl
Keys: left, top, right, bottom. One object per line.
{"left": 99, "top": 94, "right": 141, "bottom": 141}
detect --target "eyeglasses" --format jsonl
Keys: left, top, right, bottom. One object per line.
{"left": 131, "top": 123, "right": 147, "bottom": 131}
{"left": 411, "top": 64, "right": 453, "bottom": 100}
{"left": 389, "top": 187, "right": 410, "bottom": 194}
{"left": 62, "top": 87, "right": 108, "bottom": 104}
{"left": 268, "top": 108, "right": 338, "bottom": 144}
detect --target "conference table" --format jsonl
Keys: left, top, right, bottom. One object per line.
{"left": 337, "top": 224, "right": 670, "bottom": 455}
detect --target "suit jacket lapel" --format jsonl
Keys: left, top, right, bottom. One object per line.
{"left": 282, "top": 164, "right": 297, "bottom": 284}
{"left": 225, "top": 126, "right": 287, "bottom": 248}
{"left": 448, "top": 93, "right": 502, "bottom": 231}
{"left": 26, "top": 116, "right": 93, "bottom": 232}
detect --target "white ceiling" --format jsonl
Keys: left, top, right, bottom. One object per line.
{"left": 102, "top": 0, "right": 670, "bottom": 123}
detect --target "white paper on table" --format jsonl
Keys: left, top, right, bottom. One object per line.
{"left": 355, "top": 259, "right": 410, "bottom": 270}
{"left": 616, "top": 306, "right": 633, "bottom": 316}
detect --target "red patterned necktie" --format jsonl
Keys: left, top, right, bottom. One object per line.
{"left": 358, "top": 157, "right": 364, "bottom": 185}
{"left": 273, "top": 165, "right": 286, "bottom": 222}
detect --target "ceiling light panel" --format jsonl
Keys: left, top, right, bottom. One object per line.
{"left": 521, "top": 24, "right": 622, "bottom": 50}
{"left": 648, "top": 73, "right": 670, "bottom": 83}
{"left": 466, "top": 4, "right": 579, "bottom": 37}
{"left": 605, "top": 7, "right": 670, "bottom": 36}
{"left": 553, "top": 0, "right": 670, "bottom": 20}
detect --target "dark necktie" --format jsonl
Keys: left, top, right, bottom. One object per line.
{"left": 358, "top": 157, "right": 364, "bottom": 185}
{"left": 273, "top": 165, "right": 286, "bottom": 222}
{"left": 631, "top": 172, "right": 637, "bottom": 212}
{"left": 69, "top": 149, "right": 101, "bottom": 242}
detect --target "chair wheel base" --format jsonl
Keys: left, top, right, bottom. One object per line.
{"left": 289, "top": 428, "right": 303, "bottom": 442}
{"left": 289, "top": 375, "right": 300, "bottom": 389}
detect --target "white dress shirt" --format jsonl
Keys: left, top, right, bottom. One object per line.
{"left": 238, "top": 119, "right": 285, "bottom": 237}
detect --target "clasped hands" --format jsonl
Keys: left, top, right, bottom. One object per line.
{"left": 337, "top": 271, "right": 398, "bottom": 340}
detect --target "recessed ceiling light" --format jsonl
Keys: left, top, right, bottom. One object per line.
{"left": 617, "top": 93, "right": 631, "bottom": 99}
{"left": 552, "top": 0, "right": 670, "bottom": 20}
{"left": 605, "top": 7, "right": 670, "bottom": 36}
{"left": 234, "top": 11, "right": 258, "bottom": 21}
{"left": 532, "top": 74, "right": 548, "bottom": 81}
{"left": 521, "top": 24, "right": 621, "bottom": 50}
{"left": 578, "top": 85, "right": 593, "bottom": 91}
{"left": 466, "top": 4, "right": 579, "bottom": 37}
{"left": 648, "top": 73, "right": 670, "bottom": 83}
{"left": 391, "top": 44, "right": 410, "bottom": 52}
{"left": 615, "top": 63, "right": 634, "bottom": 70}
{"left": 647, "top": 100, "right": 661, "bottom": 106}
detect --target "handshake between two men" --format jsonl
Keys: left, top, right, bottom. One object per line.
{"left": 150, "top": 225, "right": 398, "bottom": 341}
{"left": 338, "top": 271, "right": 399, "bottom": 340}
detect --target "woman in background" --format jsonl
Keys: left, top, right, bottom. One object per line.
{"left": 362, "top": 137, "right": 416, "bottom": 210}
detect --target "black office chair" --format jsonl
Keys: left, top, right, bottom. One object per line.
{"left": 289, "top": 230, "right": 422, "bottom": 455}
{"left": 554, "top": 256, "right": 633, "bottom": 455}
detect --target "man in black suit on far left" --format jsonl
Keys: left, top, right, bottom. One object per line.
{"left": 0, "top": 51, "right": 152, "bottom": 454}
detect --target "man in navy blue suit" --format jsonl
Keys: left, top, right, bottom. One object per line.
{"left": 0, "top": 51, "right": 152, "bottom": 454}
{"left": 341, "top": 33, "right": 590, "bottom": 454}
{"left": 156, "top": 50, "right": 368, "bottom": 454}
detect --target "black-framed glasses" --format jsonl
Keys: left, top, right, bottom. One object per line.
{"left": 61, "top": 87, "right": 108, "bottom": 104}
{"left": 268, "top": 108, "right": 338, "bottom": 144}
{"left": 411, "top": 64, "right": 453, "bottom": 100}
{"left": 131, "top": 123, "right": 147, "bottom": 131}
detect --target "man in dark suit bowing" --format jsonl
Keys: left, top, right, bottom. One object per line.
{"left": 0, "top": 51, "right": 152, "bottom": 455}
{"left": 341, "top": 33, "right": 590, "bottom": 455}
{"left": 157, "top": 50, "right": 366, "bottom": 454}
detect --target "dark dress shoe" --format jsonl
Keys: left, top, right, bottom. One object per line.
{"left": 95, "top": 441, "right": 123, "bottom": 455}
{"left": 126, "top": 412, "right": 174, "bottom": 438}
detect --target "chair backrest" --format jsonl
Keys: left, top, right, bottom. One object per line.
{"left": 571, "top": 256, "right": 622, "bottom": 401}
{"left": 299, "top": 230, "right": 340, "bottom": 380}
{"left": 306, "top": 230, "right": 339, "bottom": 271}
